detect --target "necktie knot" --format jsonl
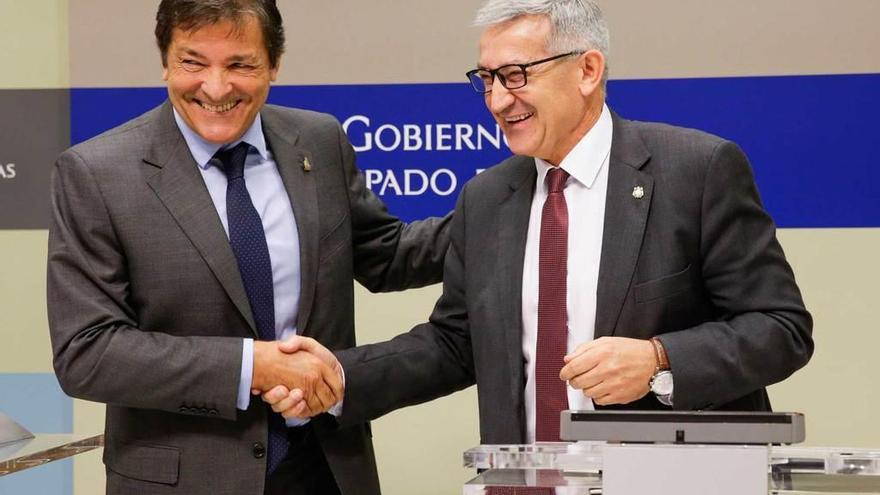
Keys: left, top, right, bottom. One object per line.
{"left": 546, "top": 167, "right": 569, "bottom": 194}
{"left": 214, "top": 142, "right": 251, "bottom": 180}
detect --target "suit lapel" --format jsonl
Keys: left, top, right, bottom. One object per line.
{"left": 260, "top": 109, "right": 320, "bottom": 336}
{"left": 144, "top": 102, "right": 258, "bottom": 336}
{"left": 595, "top": 114, "right": 653, "bottom": 338}
{"left": 496, "top": 157, "right": 536, "bottom": 432}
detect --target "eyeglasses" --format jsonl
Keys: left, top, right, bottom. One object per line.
{"left": 465, "top": 51, "right": 584, "bottom": 94}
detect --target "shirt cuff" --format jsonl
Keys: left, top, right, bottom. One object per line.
{"left": 237, "top": 338, "right": 254, "bottom": 410}
{"left": 328, "top": 364, "right": 346, "bottom": 417}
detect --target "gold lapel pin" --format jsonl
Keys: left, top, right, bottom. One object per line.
{"left": 303, "top": 157, "right": 312, "bottom": 172}
{"left": 632, "top": 186, "right": 645, "bottom": 199}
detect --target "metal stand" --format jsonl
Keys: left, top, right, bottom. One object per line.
{"left": 0, "top": 413, "right": 33, "bottom": 447}
{"left": 603, "top": 443, "right": 768, "bottom": 495}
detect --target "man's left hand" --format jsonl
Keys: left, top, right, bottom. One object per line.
{"left": 262, "top": 385, "right": 310, "bottom": 419}
{"left": 559, "top": 336, "right": 656, "bottom": 406}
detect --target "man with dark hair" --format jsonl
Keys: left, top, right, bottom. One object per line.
{"left": 154, "top": 0, "right": 286, "bottom": 69}
{"left": 47, "top": 1, "right": 450, "bottom": 494}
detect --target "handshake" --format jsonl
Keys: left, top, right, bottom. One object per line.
{"left": 251, "top": 336, "right": 343, "bottom": 419}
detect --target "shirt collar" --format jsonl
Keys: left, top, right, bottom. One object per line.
{"left": 172, "top": 107, "right": 269, "bottom": 170}
{"left": 534, "top": 103, "right": 613, "bottom": 190}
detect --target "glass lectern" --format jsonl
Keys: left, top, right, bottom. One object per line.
{"left": 463, "top": 411, "right": 880, "bottom": 494}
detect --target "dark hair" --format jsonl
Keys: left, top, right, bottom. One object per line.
{"left": 155, "top": 0, "right": 285, "bottom": 68}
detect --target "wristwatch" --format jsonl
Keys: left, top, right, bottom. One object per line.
{"left": 649, "top": 370, "right": 674, "bottom": 406}
{"left": 649, "top": 337, "right": 674, "bottom": 406}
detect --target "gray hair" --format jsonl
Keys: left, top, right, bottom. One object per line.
{"left": 474, "top": 0, "right": 610, "bottom": 87}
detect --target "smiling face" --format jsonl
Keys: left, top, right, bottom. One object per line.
{"left": 162, "top": 15, "right": 277, "bottom": 144}
{"left": 479, "top": 15, "right": 604, "bottom": 165}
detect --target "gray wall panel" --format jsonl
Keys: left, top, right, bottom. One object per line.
{"left": 69, "top": 0, "right": 480, "bottom": 87}
{"left": 68, "top": 0, "right": 158, "bottom": 88}
{"left": 0, "top": 89, "right": 70, "bottom": 229}
{"left": 69, "top": 1, "right": 880, "bottom": 88}
{"left": 600, "top": 0, "right": 880, "bottom": 79}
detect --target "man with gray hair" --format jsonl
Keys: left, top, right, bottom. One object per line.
{"left": 266, "top": 0, "right": 813, "bottom": 447}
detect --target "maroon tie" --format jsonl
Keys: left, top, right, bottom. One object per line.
{"left": 484, "top": 470, "right": 565, "bottom": 494}
{"left": 535, "top": 167, "right": 570, "bottom": 442}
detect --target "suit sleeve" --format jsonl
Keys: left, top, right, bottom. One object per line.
{"left": 335, "top": 123, "right": 452, "bottom": 292}
{"left": 659, "top": 141, "right": 814, "bottom": 410}
{"left": 47, "top": 149, "right": 243, "bottom": 420}
{"left": 335, "top": 182, "right": 476, "bottom": 426}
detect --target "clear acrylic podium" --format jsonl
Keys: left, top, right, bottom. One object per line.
{"left": 463, "top": 442, "right": 880, "bottom": 494}
{"left": 0, "top": 413, "right": 103, "bottom": 477}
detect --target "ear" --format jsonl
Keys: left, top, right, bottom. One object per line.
{"left": 577, "top": 49, "right": 605, "bottom": 97}
{"left": 162, "top": 66, "right": 170, "bottom": 81}
{"left": 269, "top": 61, "right": 280, "bottom": 83}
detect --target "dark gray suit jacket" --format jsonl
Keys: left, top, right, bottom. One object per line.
{"left": 47, "top": 102, "right": 450, "bottom": 494}
{"left": 337, "top": 113, "right": 813, "bottom": 445}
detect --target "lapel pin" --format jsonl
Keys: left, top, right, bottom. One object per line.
{"left": 302, "top": 157, "right": 312, "bottom": 172}
{"left": 632, "top": 186, "right": 645, "bottom": 199}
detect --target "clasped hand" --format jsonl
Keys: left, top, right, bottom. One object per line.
{"left": 559, "top": 336, "right": 657, "bottom": 406}
{"left": 251, "top": 336, "right": 343, "bottom": 419}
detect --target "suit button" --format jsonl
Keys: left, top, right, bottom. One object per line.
{"left": 179, "top": 406, "right": 187, "bottom": 413}
{"left": 208, "top": 409, "right": 218, "bottom": 416}
{"left": 199, "top": 408, "right": 208, "bottom": 414}
{"left": 252, "top": 442, "right": 266, "bottom": 458}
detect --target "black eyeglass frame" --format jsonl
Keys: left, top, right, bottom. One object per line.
{"left": 465, "top": 51, "right": 585, "bottom": 94}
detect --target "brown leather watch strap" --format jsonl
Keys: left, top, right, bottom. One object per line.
{"left": 650, "top": 337, "right": 670, "bottom": 371}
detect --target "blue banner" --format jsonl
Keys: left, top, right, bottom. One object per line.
{"left": 71, "top": 73, "right": 880, "bottom": 227}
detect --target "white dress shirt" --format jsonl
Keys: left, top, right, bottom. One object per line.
{"left": 521, "top": 104, "right": 613, "bottom": 442}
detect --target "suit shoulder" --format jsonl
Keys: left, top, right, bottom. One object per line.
{"left": 461, "top": 154, "right": 532, "bottom": 199}
{"left": 626, "top": 118, "right": 727, "bottom": 151}
{"left": 63, "top": 105, "right": 163, "bottom": 162}
{"left": 262, "top": 104, "right": 341, "bottom": 132}
{"left": 617, "top": 117, "right": 746, "bottom": 178}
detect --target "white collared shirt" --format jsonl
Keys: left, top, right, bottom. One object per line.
{"left": 521, "top": 104, "right": 613, "bottom": 442}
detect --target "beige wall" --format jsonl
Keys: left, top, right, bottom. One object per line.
{"left": 0, "top": 232, "right": 52, "bottom": 374}
{"left": 0, "top": 0, "right": 68, "bottom": 89}
{"left": 2, "top": 1, "right": 879, "bottom": 494}
{"left": 770, "top": 229, "right": 880, "bottom": 448}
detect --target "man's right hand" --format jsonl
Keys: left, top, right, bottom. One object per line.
{"left": 252, "top": 337, "right": 343, "bottom": 414}
{"left": 260, "top": 336, "right": 344, "bottom": 419}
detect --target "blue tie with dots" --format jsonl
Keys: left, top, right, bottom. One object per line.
{"left": 214, "top": 142, "right": 288, "bottom": 475}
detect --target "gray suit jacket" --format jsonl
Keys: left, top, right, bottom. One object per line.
{"left": 47, "top": 101, "right": 451, "bottom": 494}
{"left": 337, "top": 113, "right": 813, "bottom": 444}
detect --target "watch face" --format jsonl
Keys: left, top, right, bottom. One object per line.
{"left": 650, "top": 371, "right": 674, "bottom": 396}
